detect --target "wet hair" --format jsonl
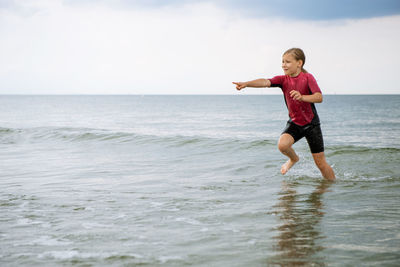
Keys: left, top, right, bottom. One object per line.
{"left": 283, "top": 48, "right": 308, "bottom": 73}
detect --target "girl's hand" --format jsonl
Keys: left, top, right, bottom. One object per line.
{"left": 232, "top": 82, "right": 247, "bottom": 91}
{"left": 290, "top": 90, "right": 303, "bottom": 101}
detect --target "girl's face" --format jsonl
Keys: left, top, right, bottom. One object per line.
{"left": 282, "top": 53, "right": 303, "bottom": 77}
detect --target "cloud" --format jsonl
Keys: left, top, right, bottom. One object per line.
{"left": 221, "top": 0, "right": 400, "bottom": 20}
{"left": 5, "top": 0, "right": 399, "bottom": 20}
{"left": 0, "top": 0, "right": 399, "bottom": 94}
{"left": 59, "top": 0, "right": 400, "bottom": 20}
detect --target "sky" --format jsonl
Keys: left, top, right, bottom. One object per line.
{"left": 0, "top": 0, "right": 400, "bottom": 95}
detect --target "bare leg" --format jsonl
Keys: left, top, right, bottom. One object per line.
{"left": 278, "top": 134, "right": 299, "bottom": 175}
{"left": 312, "top": 152, "right": 336, "bottom": 181}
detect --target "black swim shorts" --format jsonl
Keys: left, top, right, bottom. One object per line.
{"left": 282, "top": 121, "right": 324, "bottom": 154}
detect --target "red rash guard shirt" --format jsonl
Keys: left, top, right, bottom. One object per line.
{"left": 268, "top": 72, "right": 322, "bottom": 126}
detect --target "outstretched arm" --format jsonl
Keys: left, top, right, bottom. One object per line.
{"left": 232, "top": 79, "right": 271, "bottom": 91}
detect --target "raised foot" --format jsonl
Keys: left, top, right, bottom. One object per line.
{"left": 281, "top": 158, "right": 299, "bottom": 175}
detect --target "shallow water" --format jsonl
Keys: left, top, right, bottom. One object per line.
{"left": 0, "top": 95, "right": 399, "bottom": 266}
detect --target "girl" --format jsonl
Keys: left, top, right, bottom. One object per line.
{"left": 233, "top": 48, "right": 335, "bottom": 180}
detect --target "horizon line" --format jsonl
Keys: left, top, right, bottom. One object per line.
{"left": 0, "top": 93, "right": 399, "bottom": 96}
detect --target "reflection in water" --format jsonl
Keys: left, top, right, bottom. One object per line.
{"left": 268, "top": 180, "right": 332, "bottom": 266}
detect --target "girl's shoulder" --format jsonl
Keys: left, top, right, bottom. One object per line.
{"left": 302, "top": 72, "right": 314, "bottom": 77}
{"left": 269, "top": 74, "right": 286, "bottom": 83}
{"left": 302, "top": 72, "right": 317, "bottom": 82}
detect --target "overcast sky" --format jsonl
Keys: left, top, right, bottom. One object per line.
{"left": 1, "top": 0, "right": 399, "bottom": 95}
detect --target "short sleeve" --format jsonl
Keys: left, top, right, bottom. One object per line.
{"left": 307, "top": 73, "right": 322, "bottom": 94}
{"left": 268, "top": 75, "right": 284, "bottom": 88}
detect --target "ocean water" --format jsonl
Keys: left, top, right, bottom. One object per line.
{"left": 0, "top": 95, "right": 399, "bottom": 266}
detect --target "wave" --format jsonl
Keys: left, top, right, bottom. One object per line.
{"left": 2, "top": 127, "right": 399, "bottom": 155}
{"left": 0, "top": 126, "right": 276, "bottom": 149}
{"left": 0, "top": 126, "right": 132, "bottom": 143}
{"left": 326, "top": 145, "right": 400, "bottom": 156}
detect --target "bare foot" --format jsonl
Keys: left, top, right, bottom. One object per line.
{"left": 281, "top": 158, "right": 299, "bottom": 175}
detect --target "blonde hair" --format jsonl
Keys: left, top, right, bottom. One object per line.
{"left": 284, "top": 48, "right": 308, "bottom": 73}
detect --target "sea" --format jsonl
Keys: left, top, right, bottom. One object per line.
{"left": 0, "top": 95, "right": 399, "bottom": 266}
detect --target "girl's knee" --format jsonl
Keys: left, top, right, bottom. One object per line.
{"left": 278, "top": 134, "right": 295, "bottom": 153}
{"left": 278, "top": 142, "right": 290, "bottom": 153}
